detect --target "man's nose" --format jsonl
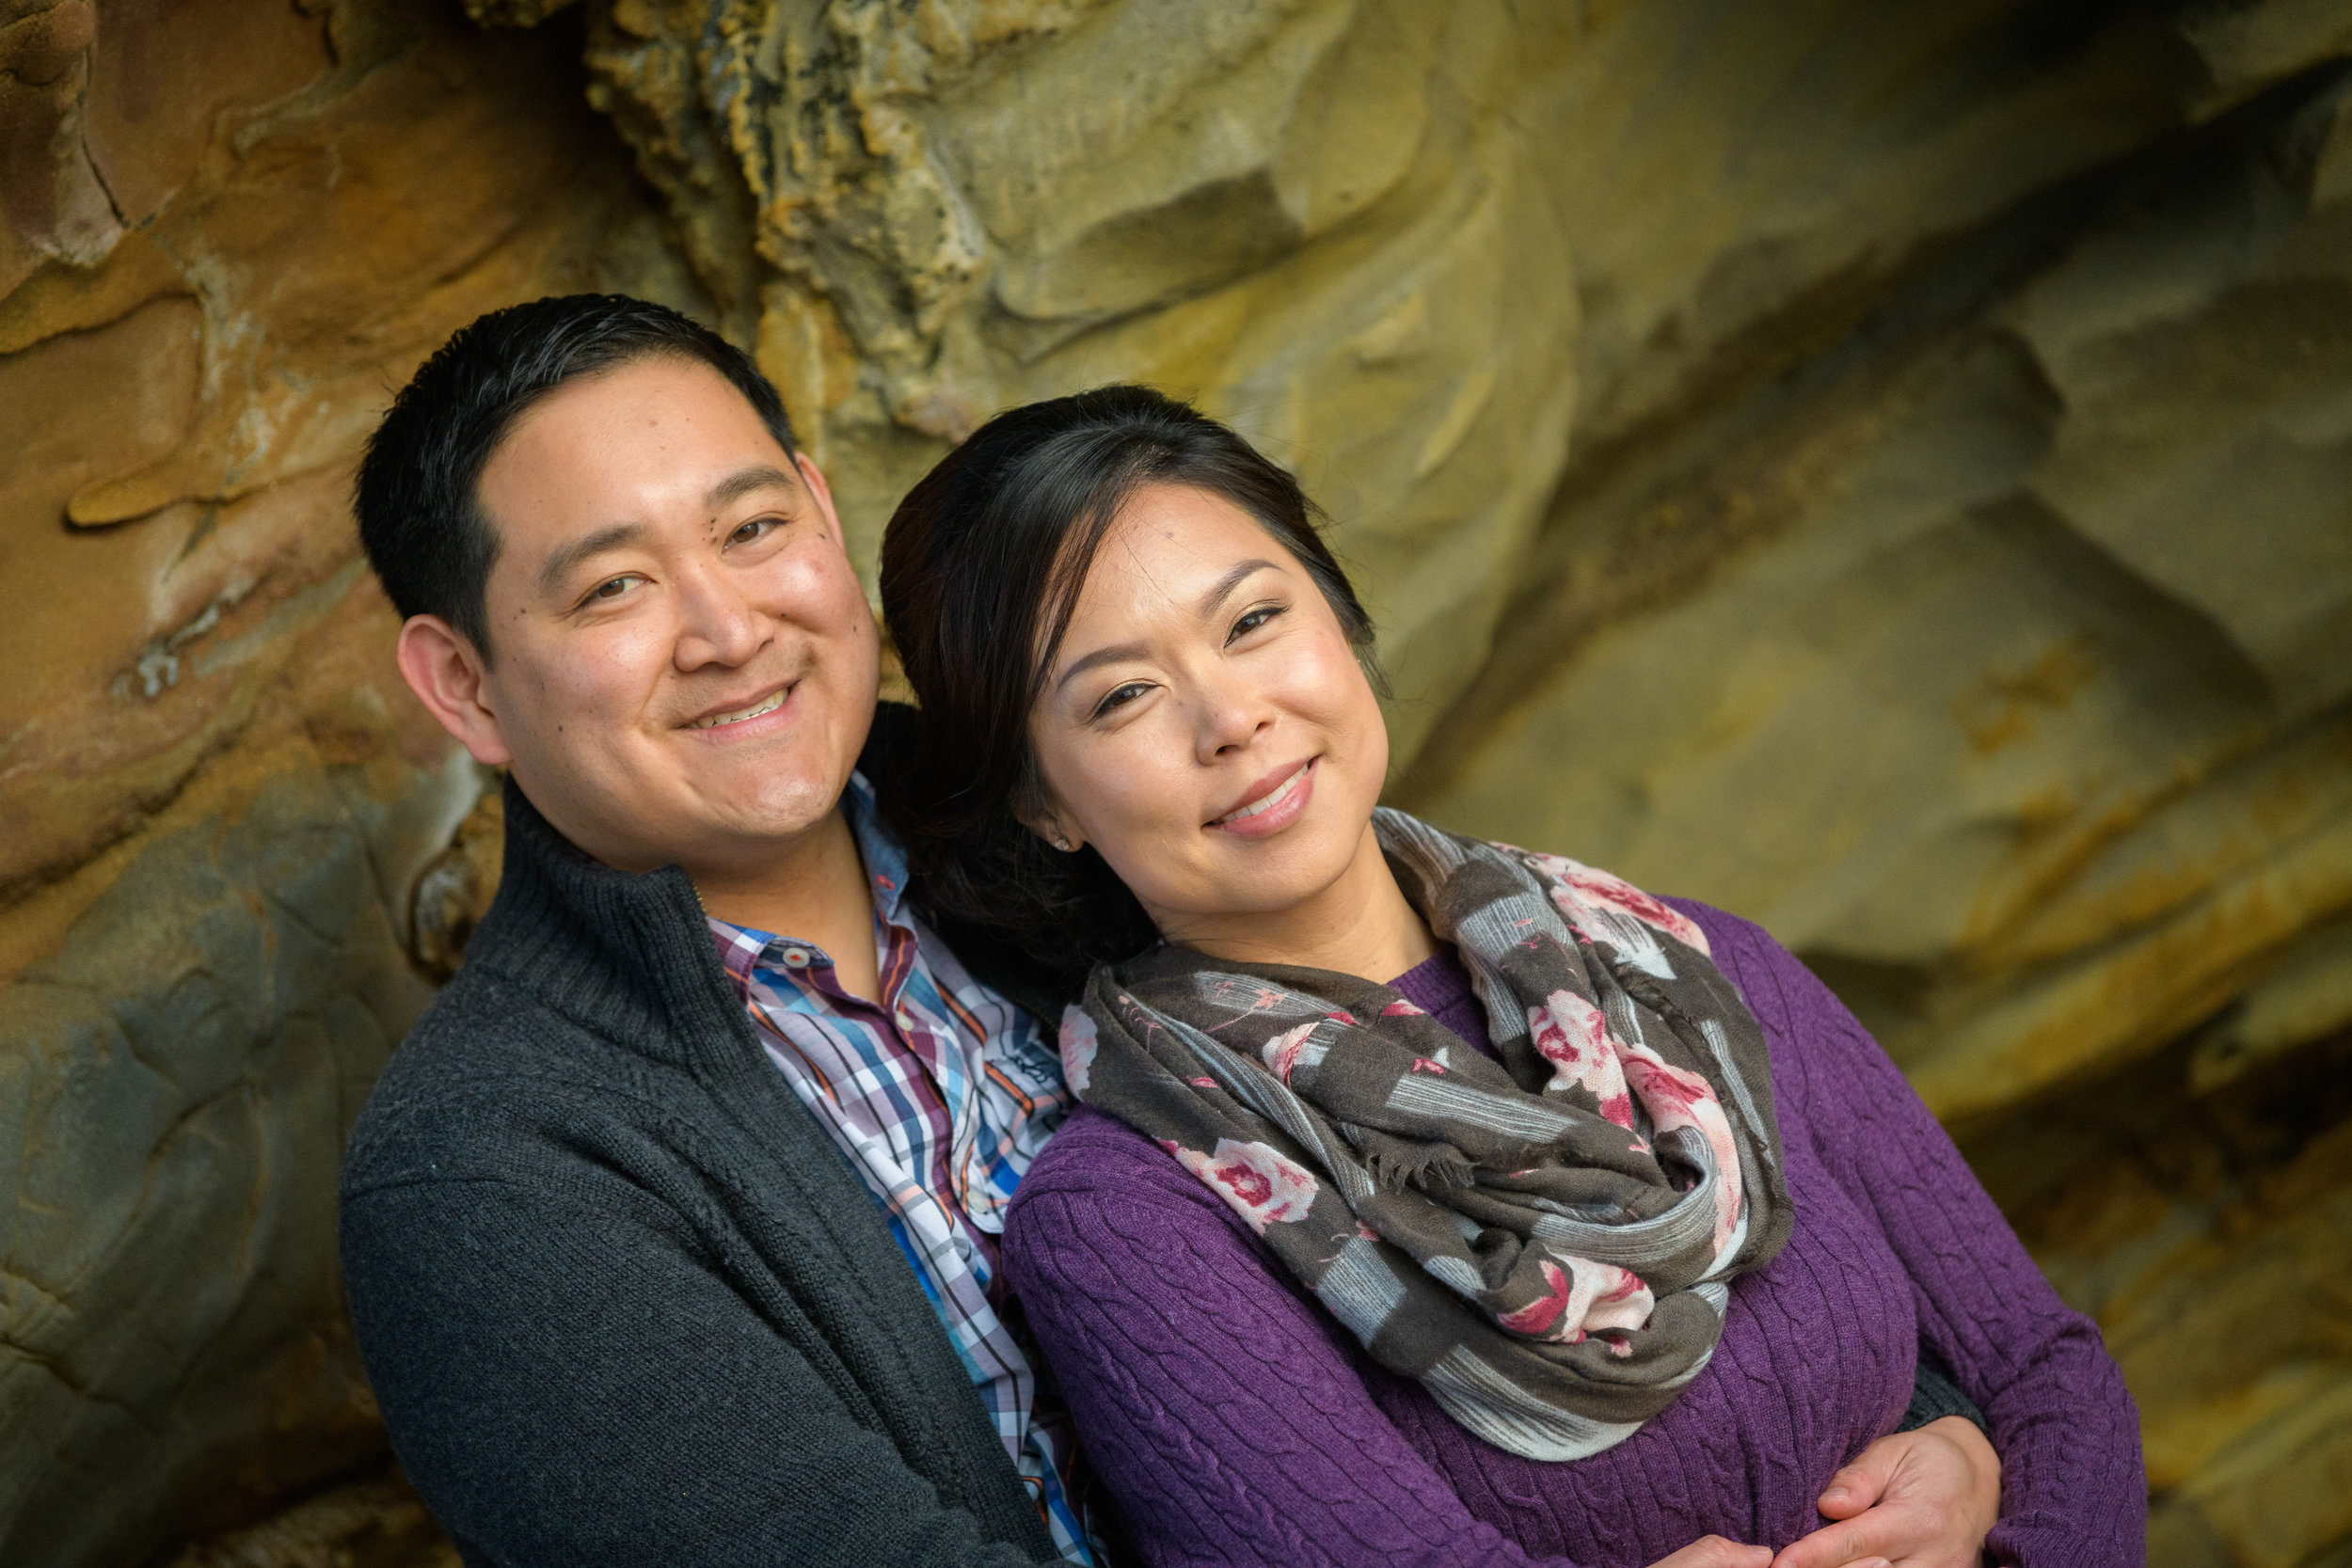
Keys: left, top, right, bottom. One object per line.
{"left": 672, "top": 564, "right": 771, "bottom": 670}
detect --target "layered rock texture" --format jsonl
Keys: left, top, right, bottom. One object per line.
{"left": 0, "top": 2, "right": 703, "bottom": 1562}
{"left": 2, "top": 1, "right": 2347, "bottom": 1564}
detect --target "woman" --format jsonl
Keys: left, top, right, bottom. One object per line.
{"left": 877, "top": 387, "right": 2144, "bottom": 1568}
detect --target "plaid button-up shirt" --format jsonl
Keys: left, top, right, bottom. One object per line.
{"left": 709, "top": 774, "right": 1090, "bottom": 1561}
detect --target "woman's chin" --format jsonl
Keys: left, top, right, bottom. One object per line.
{"left": 1158, "top": 829, "right": 1374, "bottom": 929}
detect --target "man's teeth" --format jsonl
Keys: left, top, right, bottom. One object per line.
{"left": 1216, "top": 764, "right": 1310, "bottom": 825}
{"left": 691, "top": 689, "right": 787, "bottom": 729}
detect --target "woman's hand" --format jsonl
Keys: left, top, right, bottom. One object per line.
{"left": 1770, "top": 1417, "right": 2000, "bottom": 1568}
{"left": 1650, "top": 1539, "right": 1775, "bottom": 1568}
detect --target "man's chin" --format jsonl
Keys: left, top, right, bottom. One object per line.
{"left": 516, "top": 757, "right": 849, "bottom": 876}
{"left": 696, "top": 772, "right": 850, "bottom": 848}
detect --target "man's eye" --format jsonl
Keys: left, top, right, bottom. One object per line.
{"left": 585, "top": 575, "right": 641, "bottom": 604}
{"left": 1092, "top": 682, "right": 1152, "bottom": 719}
{"left": 727, "top": 515, "right": 782, "bottom": 548}
{"left": 1228, "top": 604, "right": 1285, "bottom": 643}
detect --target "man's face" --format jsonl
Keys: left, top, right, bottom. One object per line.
{"left": 460, "top": 355, "right": 878, "bottom": 878}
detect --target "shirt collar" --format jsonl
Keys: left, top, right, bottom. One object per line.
{"left": 708, "top": 768, "right": 914, "bottom": 990}
{"left": 839, "top": 769, "right": 911, "bottom": 927}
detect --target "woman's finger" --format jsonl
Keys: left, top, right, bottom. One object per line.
{"left": 1771, "top": 1513, "right": 1896, "bottom": 1568}
{"left": 1649, "top": 1535, "right": 1774, "bottom": 1568}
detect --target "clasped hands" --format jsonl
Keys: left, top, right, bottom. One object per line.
{"left": 1649, "top": 1417, "right": 2000, "bottom": 1568}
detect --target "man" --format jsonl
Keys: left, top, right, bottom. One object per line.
{"left": 343, "top": 294, "right": 1086, "bottom": 1566}
{"left": 345, "top": 293, "right": 1994, "bottom": 1568}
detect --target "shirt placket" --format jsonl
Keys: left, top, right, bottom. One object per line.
{"left": 708, "top": 774, "right": 1089, "bottom": 1561}
{"left": 877, "top": 913, "right": 1003, "bottom": 1281}
{"left": 787, "top": 942, "right": 932, "bottom": 1191}
{"left": 882, "top": 927, "right": 959, "bottom": 1211}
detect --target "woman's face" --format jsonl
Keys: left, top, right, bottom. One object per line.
{"left": 1026, "top": 483, "right": 1389, "bottom": 942}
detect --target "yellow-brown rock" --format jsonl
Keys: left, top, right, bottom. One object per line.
{"left": 1963, "top": 1030, "right": 2352, "bottom": 1568}
{"left": 573, "top": 0, "right": 1587, "bottom": 755}
{"left": 0, "top": 2, "right": 701, "bottom": 1562}
{"left": 4, "top": 1, "right": 2350, "bottom": 1563}
{"left": 1403, "top": 50, "right": 2352, "bottom": 1129}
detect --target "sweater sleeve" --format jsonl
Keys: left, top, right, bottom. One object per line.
{"left": 1677, "top": 905, "right": 2147, "bottom": 1568}
{"left": 342, "top": 1173, "right": 1057, "bottom": 1568}
{"left": 1005, "top": 1113, "right": 1582, "bottom": 1568}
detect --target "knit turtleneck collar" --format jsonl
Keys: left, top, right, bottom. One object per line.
{"left": 455, "top": 704, "right": 1062, "bottom": 1073}
{"left": 462, "top": 773, "right": 756, "bottom": 1075}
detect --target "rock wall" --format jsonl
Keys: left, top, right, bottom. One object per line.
{"left": 3, "top": 1, "right": 2348, "bottom": 1564}
{"left": 0, "top": 2, "right": 704, "bottom": 1562}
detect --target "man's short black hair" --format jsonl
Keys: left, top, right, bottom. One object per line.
{"left": 355, "top": 293, "right": 796, "bottom": 658}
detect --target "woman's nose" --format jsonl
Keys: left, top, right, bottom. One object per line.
{"left": 1195, "top": 673, "right": 1275, "bottom": 762}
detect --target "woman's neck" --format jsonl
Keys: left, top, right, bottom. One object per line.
{"left": 1164, "top": 820, "right": 1438, "bottom": 985}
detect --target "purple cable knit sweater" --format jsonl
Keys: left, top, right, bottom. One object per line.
{"left": 1002, "top": 902, "right": 2145, "bottom": 1567}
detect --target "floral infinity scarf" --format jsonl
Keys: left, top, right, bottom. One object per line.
{"left": 1059, "top": 809, "right": 1792, "bottom": 1460}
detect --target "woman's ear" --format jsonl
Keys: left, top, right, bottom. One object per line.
{"left": 1013, "top": 802, "right": 1084, "bottom": 854}
{"left": 1013, "top": 759, "right": 1085, "bottom": 853}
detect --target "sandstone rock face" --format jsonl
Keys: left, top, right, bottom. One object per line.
{"left": 571, "top": 0, "right": 1586, "bottom": 757}
{"left": 1963, "top": 1028, "right": 2352, "bottom": 1568}
{"left": 0, "top": 3, "right": 701, "bottom": 1562}
{"left": 4, "top": 1, "right": 2350, "bottom": 1564}
{"left": 1407, "top": 59, "right": 2352, "bottom": 1125}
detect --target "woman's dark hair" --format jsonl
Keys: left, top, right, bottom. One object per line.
{"left": 879, "top": 384, "right": 1376, "bottom": 980}
{"left": 355, "top": 293, "right": 793, "bottom": 659}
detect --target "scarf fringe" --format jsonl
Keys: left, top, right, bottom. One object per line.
{"left": 1347, "top": 1125, "right": 1478, "bottom": 1193}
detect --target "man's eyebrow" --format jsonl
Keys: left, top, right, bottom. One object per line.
{"left": 704, "top": 463, "right": 800, "bottom": 514}
{"left": 536, "top": 523, "right": 650, "bottom": 598}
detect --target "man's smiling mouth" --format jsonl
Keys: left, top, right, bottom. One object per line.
{"left": 689, "top": 687, "right": 788, "bottom": 729}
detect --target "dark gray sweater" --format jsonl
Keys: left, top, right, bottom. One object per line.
{"left": 339, "top": 725, "right": 1063, "bottom": 1566}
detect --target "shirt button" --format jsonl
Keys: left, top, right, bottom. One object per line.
{"left": 781, "top": 947, "right": 811, "bottom": 969}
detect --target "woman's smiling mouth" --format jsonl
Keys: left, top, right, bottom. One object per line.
{"left": 1209, "top": 759, "right": 1317, "bottom": 836}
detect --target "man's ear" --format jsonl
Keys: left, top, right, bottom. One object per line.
{"left": 395, "top": 614, "right": 514, "bottom": 768}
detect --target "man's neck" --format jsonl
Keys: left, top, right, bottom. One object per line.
{"left": 691, "top": 805, "right": 883, "bottom": 1003}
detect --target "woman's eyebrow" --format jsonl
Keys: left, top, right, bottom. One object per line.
{"left": 1055, "top": 640, "right": 1149, "bottom": 695}
{"left": 1197, "top": 559, "right": 1278, "bottom": 617}
{"left": 1052, "top": 559, "right": 1282, "bottom": 696}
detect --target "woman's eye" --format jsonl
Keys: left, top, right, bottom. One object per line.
{"left": 1228, "top": 604, "right": 1286, "bottom": 643}
{"left": 1092, "top": 682, "right": 1152, "bottom": 719}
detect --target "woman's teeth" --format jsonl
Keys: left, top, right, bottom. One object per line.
{"left": 1215, "top": 763, "right": 1311, "bottom": 825}
{"left": 691, "top": 689, "right": 787, "bottom": 729}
